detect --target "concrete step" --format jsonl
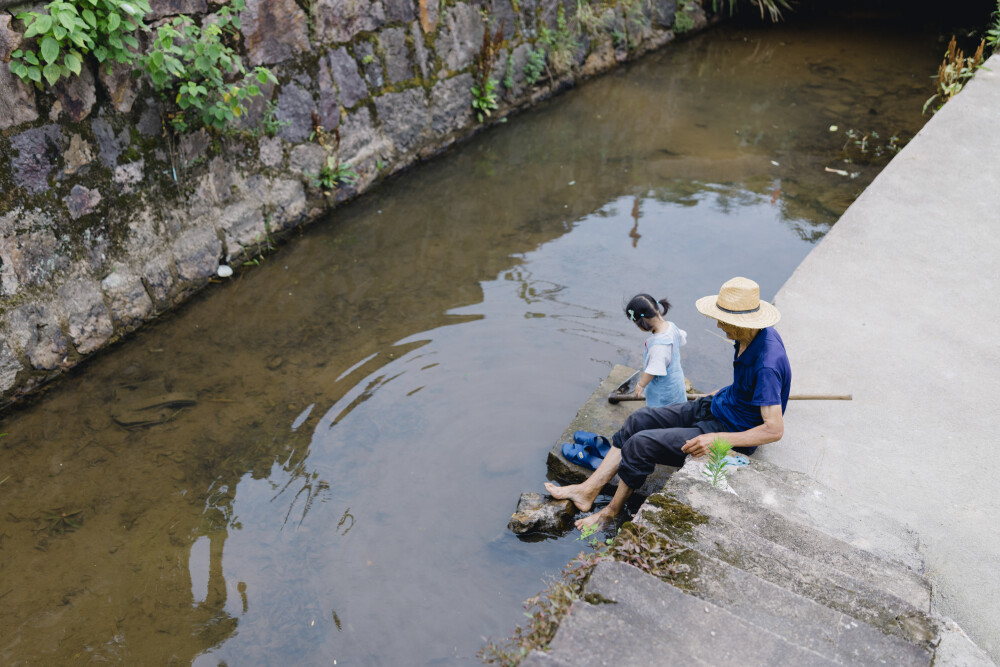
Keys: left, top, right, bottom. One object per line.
{"left": 728, "top": 457, "right": 924, "bottom": 573}
{"left": 635, "top": 489, "right": 940, "bottom": 648}
{"left": 666, "top": 462, "right": 931, "bottom": 611}
{"left": 525, "top": 560, "right": 839, "bottom": 667}
{"left": 662, "top": 538, "right": 932, "bottom": 665}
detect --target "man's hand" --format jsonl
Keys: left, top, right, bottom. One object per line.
{"left": 682, "top": 433, "right": 716, "bottom": 458}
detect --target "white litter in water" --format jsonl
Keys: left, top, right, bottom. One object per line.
{"left": 216, "top": 265, "right": 234, "bottom": 278}
{"left": 770, "top": 160, "right": 779, "bottom": 166}
{"left": 568, "top": 180, "right": 576, "bottom": 186}
{"left": 829, "top": 125, "right": 838, "bottom": 131}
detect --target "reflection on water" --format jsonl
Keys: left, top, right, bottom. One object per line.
{"left": 0, "top": 14, "right": 941, "bottom": 666}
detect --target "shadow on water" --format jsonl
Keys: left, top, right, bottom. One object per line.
{"left": 1, "top": 14, "right": 944, "bottom": 666}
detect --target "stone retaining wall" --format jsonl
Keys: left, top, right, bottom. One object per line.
{"left": 0, "top": 0, "right": 711, "bottom": 407}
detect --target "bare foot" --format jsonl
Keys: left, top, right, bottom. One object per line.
{"left": 544, "top": 481, "right": 597, "bottom": 512}
{"left": 575, "top": 506, "right": 614, "bottom": 530}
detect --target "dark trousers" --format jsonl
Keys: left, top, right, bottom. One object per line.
{"left": 612, "top": 396, "right": 756, "bottom": 490}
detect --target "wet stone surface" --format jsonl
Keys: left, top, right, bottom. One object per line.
{"left": 10, "top": 125, "right": 64, "bottom": 194}
{"left": 325, "top": 47, "right": 369, "bottom": 109}
{"left": 508, "top": 492, "right": 575, "bottom": 535}
{"left": 241, "top": 0, "right": 311, "bottom": 66}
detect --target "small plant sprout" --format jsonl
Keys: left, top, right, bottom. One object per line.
{"left": 312, "top": 156, "right": 358, "bottom": 191}
{"left": 471, "top": 21, "right": 505, "bottom": 122}
{"left": 702, "top": 436, "right": 734, "bottom": 488}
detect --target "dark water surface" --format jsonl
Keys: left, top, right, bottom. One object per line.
{"left": 1, "top": 15, "right": 942, "bottom": 666}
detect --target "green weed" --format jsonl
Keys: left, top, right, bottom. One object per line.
{"left": 10, "top": 0, "right": 150, "bottom": 86}
{"left": 702, "top": 436, "right": 733, "bottom": 488}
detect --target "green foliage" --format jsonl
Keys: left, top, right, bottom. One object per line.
{"left": 312, "top": 156, "right": 358, "bottom": 191}
{"left": 522, "top": 45, "right": 545, "bottom": 86}
{"left": 252, "top": 100, "right": 291, "bottom": 138}
{"left": 702, "top": 436, "right": 733, "bottom": 488}
{"left": 673, "top": 0, "right": 695, "bottom": 33}
{"left": 141, "top": 0, "right": 277, "bottom": 133}
{"left": 471, "top": 78, "right": 499, "bottom": 122}
{"left": 988, "top": 1, "right": 1000, "bottom": 53}
{"left": 471, "top": 21, "right": 504, "bottom": 122}
{"left": 923, "top": 36, "right": 985, "bottom": 115}
{"left": 10, "top": 0, "right": 150, "bottom": 86}
{"left": 538, "top": 5, "right": 578, "bottom": 75}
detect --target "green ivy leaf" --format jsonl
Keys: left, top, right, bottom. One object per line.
{"left": 53, "top": 24, "right": 67, "bottom": 39}
{"left": 82, "top": 8, "right": 97, "bottom": 26}
{"left": 25, "top": 50, "right": 40, "bottom": 66}
{"left": 10, "top": 60, "right": 27, "bottom": 79}
{"left": 42, "top": 62, "right": 62, "bottom": 85}
{"left": 107, "top": 12, "right": 121, "bottom": 31}
{"left": 58, "top": 10, "right": 76, "bottom": 31}
{"left": 27, "top": 65, "right": 42, "bottom": 82}
{"left": 247, "top": 84, "right": 260, "bottom": 96}
{"left": 34, "top": 14, "right": 54, "bottom": 35}
{"left": 64, "top": 52, "right": 82, "bottom": 75}
{"left": 40, "top": 36, "right": 60, "bottom": 65}
{"left": 256, "top": 69, "right": 269, "bottom": 84}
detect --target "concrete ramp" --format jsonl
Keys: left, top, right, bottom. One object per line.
{"left": 762, "top": 54, "right": 1000, "bottom": 660}
{"left": 522, "top": 458, "right": 995, "bottom": 666}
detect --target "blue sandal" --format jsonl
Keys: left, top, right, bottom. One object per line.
{"left": 561, "top": 441, "right": 604, "bottom": 471}
{"left": 573, "top": 431, "right": 611, "bottom": 458}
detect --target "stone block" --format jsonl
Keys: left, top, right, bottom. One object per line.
{"left": 313, "top": 0, "right": 386, "bottom": 44}
{"left": 143, "top": 257, "right": 176, "bottom": 307}
{"left": 63, "top": 134, "right": 95, "bottom": 176}
{"left": 650, "top": 0, "right": 676, "bottom": 28}
{"left": 436, "top": 3, "right": 484, "bottom": 71}
{"left": 489, "top": 0, "right": 516, "bottom": 39}
{"left": 410, "top": 21, "right": 431, "bottom": 79}
{"left": 338, "top": 106, "right": 382, "bottom": 164}
{"left": 379, "top": 27, "right": 413, "bottom": 84}
{"left": 217, "top": 199, "right": 267, "bottom": 260}
{"left": 52, "top": 61, "right": 97, "bottom": 122}
{"left": 316, "top": 54, "right": 340, "bottom": 130}
{"left": 0, "top": 62, "right": 39, "bottom": 130}
{"left": 57, "top": 279, "right": 114, "bottom": 355}
{"left": 0, "top": 215, "right": 67, "bottom": 293}
{"left": 178, "top": 128, "right": 210, "bottom": 167}
{"left": 241, "top": 0, "right": 311, "bottom": 66}
{"left": 507, "top": 492, "right": 574, "bottom": 535}
{"left": 505, "top": 43, "right": 531, "bottom": 98}
{"left": 374, "top": 87, "right": 429, "bottom": 155}
{"left": 91, "top": 116, "right": 131, "bottom": 168}
{"left": 429, "top": 73, "right": 472, "bottom": 136}
{"left": 137, "top": 99, "right": 164, "bottom": 137}
{"left": 289, "top": 143, "right": 328, "bottom": 175}
{"left": 148, "top": 0, "right": 206, "bottom": 20}
{"left": 0, "top": 341, "right": 23, "bottom": 392}
{"left": 101, "top": 271, "right": 154, "bottom": 330}
{"left": 10, "top": 125, "right": 64, "bottom": 194}
{"left": 355, "top": 41, "right": 384, "bottom": 89}
{"left": 8, "top": 304, "right": 71, "bottom": 371}
{"left": 325, "top": 47, "right": 368, "bottom": 109}
{"left": 64, "top": 185, "right": 103, "bottom": 220}
{"left": 174, "top": 227, "right": 222, "bottom": 283}
{"left": 97, "top": 60, "right": 140, "bottom": 113}
{"left": 0, "top": 13, "right": 20, "bottom": 60}
{"left": 418, "top": 0, "right": 439, "bottom": 32}
{"left": 383, "top": 0, "right": 414, "bottom": 22}
{"left": 114, "top": 160, "right": 145, "bottom": 193}
{"left": 259, "top": 136, "right": 284, "bottom": 167}
{"left": 267, "top": 179, "right": 307, "bottom": 229}
{"left": 275, "top": 82, "right": 316, "bottom": 142}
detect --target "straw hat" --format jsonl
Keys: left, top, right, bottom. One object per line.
{"left": 695, "top": 277, "right": 781, "bottom": 328}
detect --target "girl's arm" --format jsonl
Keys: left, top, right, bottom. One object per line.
{"left": 634, "top": 372, "right": 657, "bottom": 398}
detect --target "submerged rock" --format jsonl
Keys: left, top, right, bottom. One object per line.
{"left": 508, "top": 492, "right": 575, "bottom": 535}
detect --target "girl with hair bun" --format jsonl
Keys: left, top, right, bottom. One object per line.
{"left": 624, "top": 293, "right": 687, "bottom": 407}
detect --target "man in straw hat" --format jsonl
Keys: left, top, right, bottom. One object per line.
{"left": 546, "top": 277, "right": 791, "bottom": 529}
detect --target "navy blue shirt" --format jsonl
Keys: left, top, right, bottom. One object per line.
{"left": 710, "top": 327, "right": 791, "bottom": 432}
